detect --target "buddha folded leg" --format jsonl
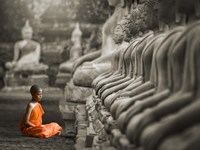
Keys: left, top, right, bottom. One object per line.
{"left": 141, "top": 22, "right": 200, "bottom": 147}
{"left": 94, "top": 41, "right": 131, "bottom": 94}
{"left": 98, "top": 17, "right": 154, "bottom": 100}
{"left": 103, "top": 78, "right": 143, "bottom": 109}
{"left": 110, "top": 81, "right": 155, "bottom": 118}
{"left": 115, "top": 95, "right": 168, "bottom": 144}
{"left": 115, "top": 88, "right": 156, "bottom": 118}
{"left": 158, "top": 124, "right": 200, "bottom": 150}
{"left": 140, "top": 100, "right": 200, "bottom": 150}
{"left": 117, "top": 89, "right": 170, "bottom": 132}
{"left": 95, "top": 57, "right": 128, "bottom": 94}
{"left": 95, "top": 73, "right": 123, "bottom": 94}
{"left": 110, "top": 89, "right": 155, "bottom": 119}
{"left": 126, "top": 92, "right": 193, "bottom": 145}
{"left": 116, "top": 30, "right": 184, "bottom": 133}
{"left": 92, "top": 71, "right": 114, "bottom": 90}
{"left": 95, "top": 47, "right": 130, "bottom": 95}
{"left": 101, "top": 33, "right": 155, "bottom": 102}
{"left": 125, "top": 28, "right": 192, "bottom": 145}
{"left": 100, "top": 76, "right": 131, "bottom": 98}
{"left": 112, "top": 36, "right": 168, "bottom": 124}
{"left": 101, "top": 77, "right": 137, "bottom": 100}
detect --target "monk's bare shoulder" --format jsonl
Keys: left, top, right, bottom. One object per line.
{"left": 27, "top": 102, "right": 38, "bottom": 111}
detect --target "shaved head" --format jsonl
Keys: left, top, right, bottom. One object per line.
{"left": 30, "top": 85, "right": 42, "bottom": 95}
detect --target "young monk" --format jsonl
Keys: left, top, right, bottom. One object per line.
{"left": 20, "top": 85, "right": 62, "bottom": 138}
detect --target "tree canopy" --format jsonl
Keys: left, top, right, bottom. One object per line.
{"left": 0, "top": 0, "right": 111, "bottom": 42}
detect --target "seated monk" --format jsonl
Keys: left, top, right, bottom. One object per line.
{"left": 5, "top": 20, "right": 48, "bottom": 74}
{"left": 20, "top": 85, "right": 62, "bottom": 138}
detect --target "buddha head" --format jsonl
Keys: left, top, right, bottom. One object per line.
{"left": 143, "top": 0, "right": 159, "bottom": 30}
{"left": 113, "top": 14, "right": 138, "bottom": 44}
{"left": 113, "top": 16, "right": 131, "bottom": 44}
{"left": 128, "top": 8, "right": 141, "bottom": 35}
{"left": 21, "top": 20, "right": 33, "bottom": 40}
{"left": 158, "top": 0, "right": 176, "bottom": 24}
{"left": 137, "top": 4, "right": 148, "bottom": 32}
{"left": 71, "top": 22, "right": 82, "bottom": 44}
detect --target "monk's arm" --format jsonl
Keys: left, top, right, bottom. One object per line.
{"left": 24, "top": 104, "right": 35, "bottom": 127}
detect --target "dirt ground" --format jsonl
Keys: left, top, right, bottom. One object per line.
{"left": 0, "top": 93, "right": 75, "bottom": 150}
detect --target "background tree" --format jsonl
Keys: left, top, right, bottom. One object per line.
{"left": 75, "top": 0, "right": 112, "bottom": 23}
{"left": 0, "top": 0, "right": 31, "bottom": 42}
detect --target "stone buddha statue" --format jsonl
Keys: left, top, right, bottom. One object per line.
{"left": 107, "top": 0, "right": 184, "bottom": 147}
{"left": 5, "top": 20, "right": 48, "bottom": 74}
{"left": 59, "top": 22, "right": 83, "bottom": 73}
{"left": 95, "top": 6, "right": 149, "bottom": 103}
{"left": 140, "top": 21, "right": 200, "bottom": 150}
{"left": 73, "top": 0, "right": 126, "bottom": 88}
{"left": 92, "top": 6, "right": 146, "bottom": 92}
{"left": 56, "top": 22, "right": 83, "bottom": 87}
{"left": 114, "top": 0, "right": 200, "bottom": 148}
{"left": 94, "top": 15, "right": 137, "bottom": 98}
{"left": 93, "top": 3, "right": 159, "bottom": 145}
{"left": 106, "top": 2, "right": 159, "bottom": 117}
{"left": 4, "top": 20, "right": 49, "bottom": 87}
{"left": 137, "top": 1, "right": 200, "bottom": 150}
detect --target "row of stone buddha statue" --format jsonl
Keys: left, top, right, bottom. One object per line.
{"left": 70, "top": 0, "right": 200, "bottom": 149}
{"left": 3, "top": 20, "right": 84, "bottom": 88}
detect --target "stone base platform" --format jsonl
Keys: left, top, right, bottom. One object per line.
{"left": 55, "top": 72, "right": 72, "bottom": 88}
{"left": 64, "top": 79, "right": 93, "bottom": 104}
{"left": 4, "top": 73, "right": 49, "bottom": 88}
{"left": 0, "top": 86, "right": 63, "bottom": 102}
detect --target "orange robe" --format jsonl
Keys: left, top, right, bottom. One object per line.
{"left": 20, "top": 103, "right": 62, "bottom": 138}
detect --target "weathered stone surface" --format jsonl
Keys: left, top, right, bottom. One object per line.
{"left": 4, "top": 74, "right": 49, "bottom": 88}
{"left": 55, "top": 72, "right": 71, "bottom": 88}
{"left": 64, "top": 79, "right": 93, "bottom": 103}
{"left": 85, "top": 121, "right": 97, "bottom": 147}
{"left": 42, "top": 42, "right": 65, "bottom": 65}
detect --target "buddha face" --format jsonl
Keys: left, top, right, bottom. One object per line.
{"left": 128, "top": 17, "right": 139, "bottom": 36}
{"left": 113, "top": 25, "right": 124, "bottom": 44}
{"left": 22, "top": 28, "right": 33, "bottom": 40}
{"left": 107, "top": 0, "right": 120, "bottom": 7}
{"left": 137, "top": 16, "right": 147, "bottom": 33}
{"left": 144, "top": 4, "right": 159, "bottom": 30}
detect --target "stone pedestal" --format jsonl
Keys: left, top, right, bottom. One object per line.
{"left": 55, "top": 72, "right": 71, "bottom": 88}
{"left": 59, "top": 100, "right": 76, "bottom": 137}
{"left": 64, "top": 79, "right": 93, "bottom": 103}
{"left": 4, "top": 73, "right": 49, "bottom": 88}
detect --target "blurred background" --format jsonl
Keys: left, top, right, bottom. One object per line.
{"left": 0, "top": 0, "right": 113, "bottom": 88}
